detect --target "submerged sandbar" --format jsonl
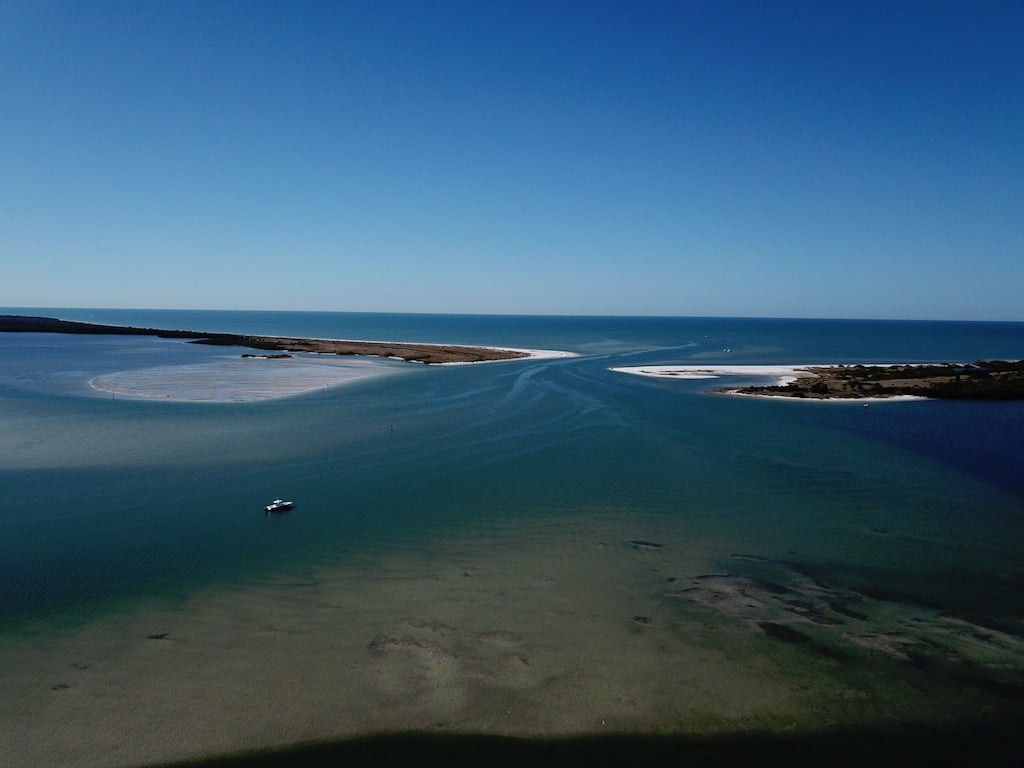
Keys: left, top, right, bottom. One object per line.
{"left": 88, "top": 356, "right": 401, "bottom": 402}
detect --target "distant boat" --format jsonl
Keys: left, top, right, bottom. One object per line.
{"left": 264, "top": 499, "right": 294, "bottom": 513}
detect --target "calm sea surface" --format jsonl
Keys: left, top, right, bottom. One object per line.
{"left": 2, "top": 308, "right": 1023, "bottom": 765}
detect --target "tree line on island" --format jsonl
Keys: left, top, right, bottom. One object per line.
{"left": 726, "top": 361, "right": 1024, "bottom": 400}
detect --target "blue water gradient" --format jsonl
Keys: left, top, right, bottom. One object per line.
{"left": 1, "top": 310, "right": 1023, "bottom": 631}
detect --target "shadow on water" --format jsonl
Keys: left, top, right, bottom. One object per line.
{"left": 146, "top": 723, "right": 1024, "bottom": 768}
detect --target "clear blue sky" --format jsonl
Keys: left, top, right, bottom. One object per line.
{"left": 2, "top": 1, "right": 1022, "bottom": 320}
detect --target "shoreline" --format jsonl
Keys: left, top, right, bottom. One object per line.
{"left": 612, "top": 362, "right": 1024, "bottom": 401}
{"left": 0, "top": 314, "right": 575, "bottom": 365}
{"left": 611, "top": 365, "right": 817, "bottom": 385}
{"left": 3, "top": 314, "right": 575, "bottom": 403}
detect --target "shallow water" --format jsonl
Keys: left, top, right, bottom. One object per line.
{"left": 1, "top": 310, "right": 1023, "bottom": 766}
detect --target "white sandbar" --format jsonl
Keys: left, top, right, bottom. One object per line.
{"left": 436, "top": 346, "right": 579, "bottom": 365}
{"left": 611, "top": 364, "right": 816, "bottom": 386}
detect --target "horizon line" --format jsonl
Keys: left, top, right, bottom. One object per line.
{"left": 2, "top": 305, "right": 1022, "bottom": 325}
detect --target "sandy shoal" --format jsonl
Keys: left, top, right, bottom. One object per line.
{"left": 89, "top": 356, "right": 403, "bottom": 403}
{"left": 0, "top": 514, "right": 796, "bottom": 768}
{"left": 89, "top": 348, "right": 577, "bottom": 403}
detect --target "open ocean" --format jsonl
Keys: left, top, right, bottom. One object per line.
{"left": 2, "top": 308, "right": 1023, "bottom": 766}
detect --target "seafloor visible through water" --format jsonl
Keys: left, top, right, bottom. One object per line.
{"left": 1, "top": 310, "right": 1023, "bottom": 766}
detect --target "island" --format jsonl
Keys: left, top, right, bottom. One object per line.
{"left": 612, "top": 361, "right": 1024, "bottom": 400}
{"left": 723, "top": 362, "right": 1024, "bottom": 400}
{"left": 0, "top": 315, "right": 531, "bottom": 365}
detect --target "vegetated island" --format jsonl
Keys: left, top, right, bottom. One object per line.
{"left": 0, "top": 315, "right": 531, "bottom": 365}
{"left": 725, "top": 362, "right": 1024, "bottom": 400}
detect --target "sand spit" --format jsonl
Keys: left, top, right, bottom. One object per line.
{"left": 0, "top": 313, "right": 577, "bottom": 403}
{"left": 196, "top": 335, "right": 573, "bottom": 365}
{"left": 1, "top": 314, "right": 576, "bottom": 365}
{"left": 436, "top": 346, "right": 578, "bottom": 365}
{"left": 612, "top": 365, "right": 816, "bottom": 385}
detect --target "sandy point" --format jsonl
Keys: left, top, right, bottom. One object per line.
{"left": 611, "top": 365, "right": 815, "bottom": 385}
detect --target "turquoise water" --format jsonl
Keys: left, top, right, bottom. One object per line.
{"left": 2, "top": 309, "right": 1023, "bottom": 764}
{"left": 3, "top": 310, "right": 1023, "bottom": 622}
{"left": 3, "top": 310, "right": 1022, "bottom": 622}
